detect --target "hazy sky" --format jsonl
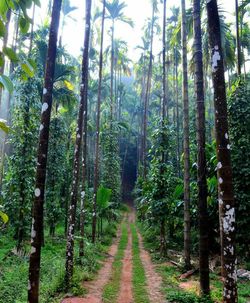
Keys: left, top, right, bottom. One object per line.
{"left": 34, "top": 0, "right": 236, "bottom": 61}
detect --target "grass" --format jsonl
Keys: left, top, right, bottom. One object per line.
{"left": 131, "top": 223, "right": 150, "bottom": 303}
{"left": 102, "top": 222, "right": 128, "bottom": 303}
{"left": 0, "top": 220, "right": 117, "bottom": 303}
{"left": 138, "top": 222, "right": 250, "bottom": 303}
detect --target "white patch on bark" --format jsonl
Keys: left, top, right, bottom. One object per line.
{"left": 28, "top": 280, "right": 31, "bottom": 290}
{"left": 227, "top": 144, "right": 231, "bottom": 150}
{"left": 223, "top": 207, "right": 235, "bottom": 234}
{"left": 39, "top": 124, "right": 44, "bottom": 131}
{"left": 219, "top": 177, "right": 223, "bottom": 184}
{"left": 217, "top": 162, "right": 222, "bottom": 169}
{"left": 31, "top": 246, "right": 36, "bottom": 254}
{"left": 225, "top": 133, "right": 229, "bottom": 139}
{"left": 41, "top": 102, "right": 49, "bottom": 113}
{"left": 77, "top": 133, "right": 81, "bottom": 139}
{"left": 35, "top": 188, "right": 41, "bottom": 197}
{"left": 31, "top": 228, "right": 36, "bottom": 239}
{"left": 212, "top": 46, "right": 221, "bottom": 72}
{"left": 81, "top": 191, "right": 85, "bottom": 199}
{"left": 43, "top": 88, "right": 47, "bottom": 95}
{"left": 219, "top": 198, "right": 223, "bottom": 205}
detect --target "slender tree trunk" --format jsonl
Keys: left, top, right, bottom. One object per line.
{"left": 27, "top": 1, "right": 62, "bottom": 302}
{"left": 29, "top": 4, "right": 36, "bottom": 55}
{"left": 110, "top": 20, "right": 115, "bottom": 122}
{"left": 65, "top": 0, "right": 92, "bottom": 287}
{"left": 92, "top": 0, "right": 106, "bottom": 244}
{"left": 181, "top": 0, "right": 191, "bottom": 270}
{"left": 142, "top": 5, "right": 155, "bottom": 179}
{"left": 206, "top": 1, "right": 237, "bottom": 302}
{"left": 235, "top": 0, "right": 241, "bottom": 76}
{"left": 193, "top": 0, "right": 210, "bottom": 295}
{"left": 175, "top": 47, "right": 180, "bottom": 178}
{"left": 162, "top": 0, "right": 167, "bottom": 121}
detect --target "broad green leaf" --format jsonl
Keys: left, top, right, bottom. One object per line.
{"left": 19, "top": 17, "right": 30, "bottom": 34}
{"left": 0, "top": 19, "right": 6, "bottom": 37}
{"left": 21, "top": 62, "right": 34, "bottom": 77}
{"left": 0, "top": 75, "right": 14, "bottom": 93}
{"left": 0, "top": 119, "right": 9, "bottom": 133}
{"left": 97, "top": 186, "right": 112, "bottom": 209}
{"left": 64, "top": 80, "right": 74, "bottom": 91}
{"left": 0, "top": 210, "right": 9, "bottom": 224}
{"left": 3, "top": 47, "right": 19, "bottom": 63}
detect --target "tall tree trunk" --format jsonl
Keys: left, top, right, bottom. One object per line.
{"left": 142, "top": 4, "right": 155, "bottom": 179}
{"left": 65, "top": 0, "right": 92, "bottom": 287}
{"left": 162, "top": 0, "right": 167, "bottom": 121}
{"left": 92, "top": 0, "right": 106, "bottom": 244}
{"left": 235, "top": 0, "right": 241, "bottom": 76}
{"left": 174, "top": 47, "right": 181, "bottom": 178}
{"left": 29, "top": 4, "right": 36, "bottom": 55}
{"left": 193, "top": 0, "right": 210, "bottom": 295}
{"left": 110, "top": 20, "right": 115, "bottom": 122}
{"left": 206, "top": 1, "right": 237, "bottom": 302}
{"left": 27, "top": 1, "right": 62, "bottom": 302}
{"left": 181, "top": 0, "right": 191, "bottom": 270}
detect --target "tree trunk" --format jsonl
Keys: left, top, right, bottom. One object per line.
{"left": 110, "top": 20, "right": 115, "bottom": 122}
{"left": 181, "top": 0, "right": 191, "bottom": 270}
{"left": 235, "top": 0, "right": 241, "bottom": 76}
{"left": 27, "top": 1, "right": 62, "bottom": 302}
{"left": 142, "top": 4, "right": 155, "bottom": 179}
{"left": 206, "top": 1, "right": 237, "bottom": 302}
{"left": 65, "top": 0, "right": 92, "bottom": 287}
{"left": 92, "top": 0, "right": 106, "bottom": 243}
{"left": 174, "top": 47, "right": 181, "bottom": 177}
{"left": 193, "top": 0, "right": 210, "bottom": 295}
{"left": 162, "top": 0, "right": 167, "bottom": 121}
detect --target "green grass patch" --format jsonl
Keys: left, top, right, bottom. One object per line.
{"left": 131, "top": 223, "right": 150, "bottom": 303}
{"left": 0, "top": 221, "right": 117, "bottom": 303}
{"left": 102, "top": 222, "right": 128, "bottom": 303}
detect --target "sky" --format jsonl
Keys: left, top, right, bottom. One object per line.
{"left": 34, "top": 0, "right": 236, "bottom": 61}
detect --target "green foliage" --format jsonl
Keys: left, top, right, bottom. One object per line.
{"left": 228, "top": 79, "right": 250, "bottom": 256}
{"left": 102, "top": 125, "right": 121, "bottom": 207}
{"left": 45, "top": 116, "right": 68, "bottom": 236}
{"left": 2, "top": 76, "right": 40, "bottom": 243}
{"left": 0, "top": 119, "right": 9, "bottom": 133}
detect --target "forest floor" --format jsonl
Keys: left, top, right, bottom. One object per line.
{"left": 61, "top": 209, "right": 164, "bottom": 303}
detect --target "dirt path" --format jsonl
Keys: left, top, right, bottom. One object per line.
{"left": 137, "top": 232, "right": 164, "bottom": 303}
{"left": 117, "top": 216, "right": 134, "bottom": 303}
{"left": 61, "top": 228, "right": 121, "bottom": 303}
{"left": 61, "top": 210, "right": 164, "bottom": 303}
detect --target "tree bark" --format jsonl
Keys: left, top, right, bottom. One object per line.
{"left": 235, "top": 0, "right": 241, "bottom": 76}
{"left": 92, "top": 0, "right": 106, "bottom": 244}
{"left": 28, "top": 1, "right": 62, "bottom": 302}
{"left": 181, "top": 0, "right": 191, "bottom": 270}
{"left": 193, "top": 0, "right": 210, "bottom": 295}
{"left": 162, "top": 0, "right": 167, "bottom": 121}
{"left": 142, "top": 4, "right": 155, "bottom": 179}
{"left": 65, "top": 0, "right": 92, "bottom": 287}
{"left": 206, "top": 1, "right": 237, "bottom": 302}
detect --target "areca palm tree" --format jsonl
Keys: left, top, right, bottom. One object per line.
{"left": 105, "top": 0, "right": 133, "bottom": 121}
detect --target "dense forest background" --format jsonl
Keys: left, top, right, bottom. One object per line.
{"left": 0, "top": 0, "right": 249, "bottom": 303}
